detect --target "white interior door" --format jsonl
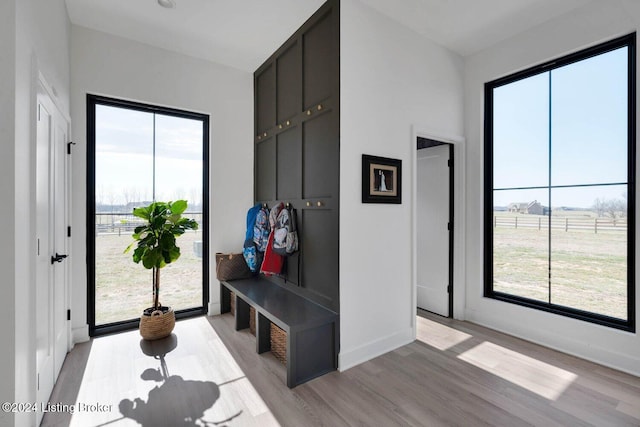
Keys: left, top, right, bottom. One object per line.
{"left": 417, "top": 144, "right": 450, "bottom": 316}
{"left": 36, "top": 82, "right": 69, "bottom": 422}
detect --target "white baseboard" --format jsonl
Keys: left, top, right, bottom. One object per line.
{"left": 72, "top": 325, "right": 90, "bottom": 344}
{"left": 465, "top": 307, "right": 640, "bottom": 378}
{"left": 208, "top": 302, "right": 221, "bottom": 316}
{"left": 338, "top": 327, "right": 414, "bottom": 371}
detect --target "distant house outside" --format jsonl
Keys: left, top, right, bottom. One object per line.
{"left": 507, "top": 200, "right": 544, "bottom": 215}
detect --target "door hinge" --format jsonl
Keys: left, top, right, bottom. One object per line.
{"left": 67, "top": 226, "right": 71, "bottom": 237}
{"left": 448, "top": 159, "right": 451, "bottom": 167}
{"left": 67, "top": 309, "right": 71, "bottom": 321}
{"left": 447, "top": 222, "right": 451, "bottom": 231}
{"left": 447, "top": 284, "right": 452, "bottom": 294}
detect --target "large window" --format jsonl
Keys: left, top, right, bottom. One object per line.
{"left": 484, "top": 34, "right": 635, "bottom": 331}
{"left": 87, "top": 95, "right": 209, "bottom": 336}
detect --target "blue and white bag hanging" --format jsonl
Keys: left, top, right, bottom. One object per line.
{"left": 242, "top": 204, "right": 262, "bottom": 272}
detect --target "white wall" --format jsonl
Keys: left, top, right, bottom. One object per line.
{"left": 0, "top": 1, "right": 17, "bottom": 425}
{"left": 339, "top": 0, "right": 464, "bottom": 370}
{"left": 70, "top": 26, "right": 253, "bottom": 339}
{"left": 0, "top": 0, "right": 72, "bottom": 426}
{"left": 464, "top": 0, "right": 640, "bottom": 376}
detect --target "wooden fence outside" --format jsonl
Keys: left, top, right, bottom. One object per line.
{"left": 493, "top": 215, "right": 627, "bottom": 233}
{"left": 95, "top": 212, "right": 203, "bottom": 236}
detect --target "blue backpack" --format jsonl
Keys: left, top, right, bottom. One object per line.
{"left": 243, "top": 204, "right": 262, "bottom": 272}
{"left": 253, "top": 206, "right": 270, "bottom": 252}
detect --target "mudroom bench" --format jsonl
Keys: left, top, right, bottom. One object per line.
{"left": 220, "top": 277, "right": 338, "bottom": 388}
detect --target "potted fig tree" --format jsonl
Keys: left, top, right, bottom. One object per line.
{"left": 125, "top": 200, "right": 198, "bottom": 340}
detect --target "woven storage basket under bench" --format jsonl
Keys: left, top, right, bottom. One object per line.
{"left": 220, "top": 277, "right": 338, "bottom": 388}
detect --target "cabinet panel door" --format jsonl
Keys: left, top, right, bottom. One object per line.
{"left": 277, "top": 42, "right": 301, "bottom": 123}
{"left": 303, "top": 111, "right": 338, "bottom": 199}
{"left": 253, "top": 0, "right": 339, "bottom": 313}
{"left": 301, "top": 208, "right": 339, "bottom": 311}
{"left": 256, "top": 137, "right": 276, "bottom": 201}
{"left": 277, "top": 127, "right": 301, "bottom": 200}
{"left": 283, "top": 252, "right": 300, "bottom": 286}
{"left": 303, "top": 10, "right": 334, "bottom": 109}
{"left": 256, "top": 64, "right": 275, "bottom": 134}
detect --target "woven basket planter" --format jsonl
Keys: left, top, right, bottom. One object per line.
{"left": 249, "top": 307, "right": 256, "bottom": 336}
{"left": 139, "top": 307, "right": 175, "bottom": 341}
{"left": 270, "top": 323, "right": 287, "bottom": 365}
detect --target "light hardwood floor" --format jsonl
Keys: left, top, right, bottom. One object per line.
{"left": 42, "top": 311, "right": 640, "bottom": 426}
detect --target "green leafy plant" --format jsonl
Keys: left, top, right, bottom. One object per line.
{"left": 125, "top": 200, "right": 199, "bottom": 312}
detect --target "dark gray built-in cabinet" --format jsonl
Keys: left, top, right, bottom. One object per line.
{"left": 254, "top": 0, "right": 340, "bottom": 314}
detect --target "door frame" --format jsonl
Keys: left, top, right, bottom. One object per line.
{"left": 410, "top": 126, "right": 466, "bottom": 338}
{"left": 35, "top": 72, "right": 72, "bottom": 423}
{"left": 86, "top": 94, "right": 210, "bottom": 337}
{"left": 38, "top": 72, "right": 72, "bottom": 350}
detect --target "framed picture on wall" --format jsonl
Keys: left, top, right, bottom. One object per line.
{"left": 362, "top": 154, "right": 402, "bottom": 204}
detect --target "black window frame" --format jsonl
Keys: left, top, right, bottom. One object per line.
{"left": 87, "top": 94, "right": 210, "bottom": 337}
{"left": 484, "top": 33, "right": 636, "bottom": 332}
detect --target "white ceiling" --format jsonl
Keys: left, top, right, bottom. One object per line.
{"left": 362, "top": 0, "right": 592, "bottom": 56}
{"left": 65, "top": 0, "right": 592, "bottom": 72}
{"left": 64, "top": 0, "right": 326, "bottom": 71}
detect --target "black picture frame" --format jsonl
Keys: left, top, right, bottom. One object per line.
{"left": 362, "top": 154, "right": 402, "bottom": 204}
